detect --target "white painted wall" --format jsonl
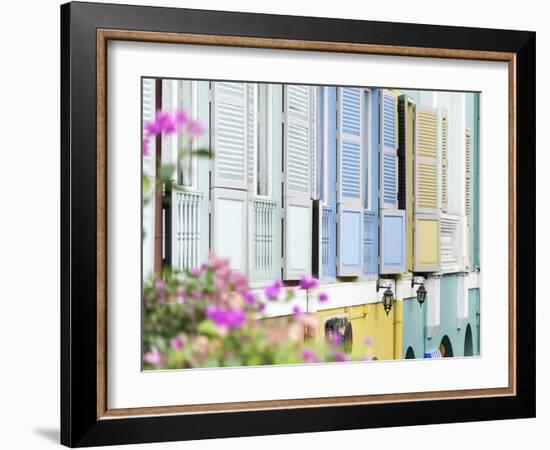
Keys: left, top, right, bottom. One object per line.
{"left": 0, "top": 0, "right": 547, "bottom": 449}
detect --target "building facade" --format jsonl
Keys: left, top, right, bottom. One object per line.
{"left": 142, "top": 79, "right": 481, "bottom": 360}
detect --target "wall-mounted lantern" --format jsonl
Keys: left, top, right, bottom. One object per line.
{"left": 411, "top": 276, "right": 427, "bottom": 306}
{"left": 376, "top": 279, "right": 395, "bottom": 316}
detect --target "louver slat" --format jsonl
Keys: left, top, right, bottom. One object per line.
{"left": 284, "top": 85, "right": 312, "bottom": 280}
{"left": 212, "top": 82, "right": 248, "bottom": 190}
{"left": 337, "top": 87, "right": 363, "bottom": 276}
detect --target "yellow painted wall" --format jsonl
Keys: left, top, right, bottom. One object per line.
{"left": 316, "top": 302, "right": 403, "bottom": 361}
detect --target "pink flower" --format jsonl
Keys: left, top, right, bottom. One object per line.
{"left": 257, "top": 302, "right": 266, "bottom": 312}
{"left": 301, "top": 349, "right": 320, "bottom": 364}
{"left": 192, "top": 289, "right": 202, "bottom": 300}
{"left": 143, "top": 347, "right": 163, "bottom": 365}
{"left": 187, "top": 119, "right": 205, "bottom": 137}
{"left": 142, "top": 136, "right": 150, "bottom": 156}
{"left": 318, "top": 292, "right": 329, "bottom": 303}
{"left": 190, "top": 266, "right": 203, "bottom": 277}
{"left": 174, "top": 110, "right": 189, "bottom": 126}
{"left": 205, "top": 306, "right": 246, "bottom": 329}
{"left": 244, "top": 291, "right": 256, "bottom": 305}
{"left": 231, "top": 271, "right": 249, "bottom": 294}
{"left": 332, "top": 351, "right": 349, "bottom": 363}
{"left": 364, "top": 336, "right": 374, "bottom": 347}
{"left": 264, "top": 280, "right": 282, "bottom": 300}
{"left": 155, "top": 279, "right": 165, "bottom": 303}
{"left": 176, "top": 285, "right": 185, "bottom": 303}
{"left": 299, "top": 274, "right": 318, "bottom": 290}
{"left": 170, "top": 335, "right": 185, "bottom": 351}
{"left": 292, "top": 306, "right": 302, "bottom": 315}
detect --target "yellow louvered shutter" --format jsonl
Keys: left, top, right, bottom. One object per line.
{"left": 414, "top": 105, "right": 440, "bottom": 272}
{"left": 440, "top": 109, "right": 449, "bottom": 213}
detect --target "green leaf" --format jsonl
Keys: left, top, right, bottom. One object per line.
{"left": 158, "top": 163, "right": 175, "bottom": 182}
{"left": 197, "top": 320, "right": 219, "bottom": 337}
{"left": 192, "top": 148, "right": 212, "bottom": 158}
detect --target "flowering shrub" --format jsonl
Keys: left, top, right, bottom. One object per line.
{"left": 142, "top": 254, "right": 373, "bottom": 369}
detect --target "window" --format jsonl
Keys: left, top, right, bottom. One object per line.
{"left": 177, "top": 80, "right": 198, "bottom": 188}
{"left": 256, "top": 84, "right": 271, "bottom": 197}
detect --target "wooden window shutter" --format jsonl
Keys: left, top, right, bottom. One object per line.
{"left": 283, "top": 85, "right": 313, "bottom": 279}
{"left": 337, "top": 87, "right": 363, "bottom": 276}
{"left": 142, "top": 78, "right": 156, "bottom": 177}
{"left": 414, "top": 105, "right": 440, "bottom": 272}
{"left": 398, "top": 94, "right": 415, "bottom": 271}
{"left": 247, "top": 84, "right": 256, "bottom": 190}
{"left": 440, "top": 109, "right": 449, "bottom": 213}
{"left": 210, "top": 82, "right": 248, "bottom": 271}
{"left": 211, "top": 82, "right": 248, "bottom": 190}
{"left": 379, "top": 89, "right": 406, "bottom": 274}
{"left": 465, "top": 128, "right": 473, "bottom": 216}
{"left": 380, "top": 89, "right": 399, "bottom": 209}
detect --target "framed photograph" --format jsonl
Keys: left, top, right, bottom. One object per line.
{"left": 61, "top": 1, "right": 535, "bottom": 447}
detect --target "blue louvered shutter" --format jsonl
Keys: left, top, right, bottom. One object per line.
{"left": 337, "top": 87, "right": 363, "bottom": 276}
{"left": 283, "top": 85, "right": 312, "bottom": 279}
{"left": 211, "top": 82, "right": 248, "bottom": 271}
{"left": 380, "top": 89, "right": 398, "bottom": 208}
{"left": 379, "top": 89, "right": 406, "bottom": 274}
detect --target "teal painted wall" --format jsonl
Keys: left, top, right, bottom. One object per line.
{"left": 402, "top": 297, "right": 426, "bottom": 359}
{"left": 424, "top": 276, "right": 480, "bottom": 357}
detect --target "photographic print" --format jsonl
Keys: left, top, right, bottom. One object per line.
{"left": 141, "top": 79, "right": 480, "bottom": 370}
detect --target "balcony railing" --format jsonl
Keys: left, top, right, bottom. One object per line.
{"left": 363, "top": 210, "right": 377, "bottom": 276}
{"left": 172, "top": 187, "right": 203, "bottom": 271}
{"left": 250, "top": 198, "right": 277, "bottom": 282}
{"left": 321, "top": 206, "right": 335, "bottom": 279}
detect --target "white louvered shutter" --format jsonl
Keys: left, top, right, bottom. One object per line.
{"left": 142, "top": 78, "right": 156, "bottom": 280}
{"left": 465, "top": 128, "right": 473, "bottom": 216}
{"left": 283, "top": 85, "right": 312, "bottom": 279}
{"left": 247, "top": 84, "right": 257, "bottom": 190}
{"left": 211, "top": 82, "right": 248, "bottom": 190}
{"left": 211, "top": 82, "right": 248, "bottom": 271}
{"left": 142, "top": 78, "right": 156, "bottom": 177}
{"left": 337, "top": 87, "right": 363, "bottom": 276}
{"left": 414, "top": 105, "right": 440, "bottom": 272}
{"left": 440, "top": 109, "right": 449, "bottom": 213}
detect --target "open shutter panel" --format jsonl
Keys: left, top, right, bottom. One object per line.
{"left": 212, "top": 82, "right": 248, "bottom": 190}
{"left": 142, "top": 78, "right": 156, "bottom": 279}
{"left": 464, "top": 127, "right": 473, "bottom": 268}
{"left": 398, "top": 95, "right": 415, "bottom": 271}
{"left": 380, "top": 89, "right": 406, "bottom": 274}
{"left": 336, "top": 87, "right": 363, "bottom": 276}
{"left": 414, "top": 105, "right": 440, "bottom": 272}
{"left": 380, "top": 90, "right": 398, "bottom": 208}
{"left": 247, "top": 84, "right": 256, "bottom": 189}
{"left": 283, "top": 85, "right": 312, "bottom": 280}
{"left": 142, "top": 78, "right": 156, "bottom": 177}
{"left": 440, "top": 109, "right": 449, "bottom": 213}
{"left": 465, "top": 128, "right": 473, "bottom": 216}
{"left": 211, "top": 82, "right": 248, "bottom": 271}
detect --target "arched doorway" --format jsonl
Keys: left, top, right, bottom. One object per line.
{"left": 439, "top": 335, "right": 454, "bottom": 358}
{"left": 464, "top": 324, "right": 473, "bottom": 357}
{"left": 405, "top": 346, "right": 416, "bottom": 359}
